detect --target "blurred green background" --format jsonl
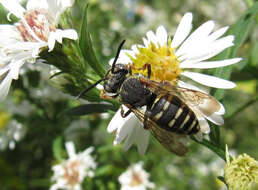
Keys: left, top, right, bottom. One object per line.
{"left": 0, "top": 0, "right": 257, "bottom": 189}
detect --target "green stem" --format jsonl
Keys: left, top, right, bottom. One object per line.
{"left": 226, "top": 95, "right": 258, "bottom": 120}
{"left": 191, "top": 137, "right": 226, "bottom": 161}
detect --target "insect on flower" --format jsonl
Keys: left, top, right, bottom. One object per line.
{"left": 77, "top": 40, "right": 225, "bottom": 156}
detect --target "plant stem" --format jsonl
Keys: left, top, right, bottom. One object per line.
{"left": 191, "top": 137, "right": 226, "bottom": 161}
{"left": 226, "top": 95, "right": 258, "bottom": 120}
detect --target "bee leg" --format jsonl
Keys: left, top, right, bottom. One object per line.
{"left": 145, "top": 63, "right": 151, "bottom": 79}
{"left": 100, "top": 90, "right": 113, "bottom": 100}
{"left": 120, "top": 106, "right": 132, "bottom": 118}
{"left": 140, "top": 63, "right": 152, "bottom": 78}
{"left": 127, "top": 64, "right": 133, "bottom": 75}
{"left": 130, "top": 63, "right": 152, "bottom": 78}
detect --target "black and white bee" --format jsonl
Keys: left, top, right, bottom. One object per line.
{"left": 78, "top": 40, "right": 224, "bottom": 156}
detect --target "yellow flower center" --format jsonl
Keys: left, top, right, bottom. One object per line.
{"left": 0, "top": 111, "right": 10, "bottom": 130}
{"left": 129, "top": 41, "right": 182, "bottom": 82}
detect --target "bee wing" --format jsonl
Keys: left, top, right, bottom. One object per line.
{"left": 128, "top": 106, "right": 188, "bottom": 156}
{"left": 140, "top": 78, "right": 224, "bottom": 124}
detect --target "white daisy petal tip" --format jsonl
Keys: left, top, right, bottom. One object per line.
{"left": 156, "top": 25, "right": 167, "bottom": 46}
{"left": 216, "top": 102, "right": 226, "bottom": 115}
{"left": 171, "top": 12, "right": 193, "bottom": 48}
{"left": 206, "top": 113, "right": 224, "bottom": 126}
{"left": 181, "top": 71, "right": 237, "bottom": 89}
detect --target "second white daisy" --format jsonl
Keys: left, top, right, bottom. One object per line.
{"left": 0, "top": 0, "right": 78, "bottom": 101}
{"left": 107, "top": 12, "right": 241, "bottom": 154}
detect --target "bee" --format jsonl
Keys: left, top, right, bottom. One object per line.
{"left": 78, "top": 40, "right": 223, "bottom": 156}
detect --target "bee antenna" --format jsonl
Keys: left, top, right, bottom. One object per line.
{"left": 111, "top": 39, "right": 126, "bottom": 73}
{"left": 76, "top": 78, "right": 104, "bottom": 99}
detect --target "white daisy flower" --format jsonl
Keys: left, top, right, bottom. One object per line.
{"left": 108, "top": 12, "right": 241, "bottom": 154}
{"left": 0, "top": 0, "right": 78, "bottom": 101}
{"left": 50, "top": 141, "right": 97, "bottom": 190}
{"left": 119, "top": 162, "right": 155, "bottom": 190}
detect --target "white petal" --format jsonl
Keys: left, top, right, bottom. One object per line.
{"left": 156, "top": 25, "right": 167, "bottom": 46}
{"left": 0, "top": 72, "right": 13, "bottom": 101}
{"left": 56, "top": 29, "right": 78, "bottom": 42}
{"left": 47, "top": 29, "right": 78, "bottom": 50}
{"left": 47, "top": 0, "right": 74, "bottom": 24}
{"left": 216, "top": 102, "right": 225, "bottom": 115}
{"left": 114, "top": 114, "right": 138, "bottom": 145}
{"left": 205, "top": 113, "right": 224, "bottom": 125}
{"left": 0, "top": 24, "right": 21, "bottom": 42}
{"left": 47, "top": 32, "right": 57, "bottom": 52}
{"left": 177, "top": 80, "right": 208, "bottom": 94}
{"left": 131, "top": 45, "right": 139, "bottom": 54}
{"left": 146, "top": 30, "right": 158, "bottom": 47}
{"left": 108, "top": 50, "right": 134, "bottom": 66}
{"left": 9, "top": 59, "right": 24, "bottom": 79}
{"left": 181, "top": 71, "right": 236, "bottom": 89}
{"left": 142, "top": 37, "right": 149, "bottom": 47}
{"left": 180, "top": 58, "right": 242, "bottom": 69}
{"left": 107, "top": 108, "right": 125, "bottom": 133}
{"left": 179, "top": 35, "right": 234, "bottom": 62}
{"left": 0, "top": 0, "right": 25, "bottom": 18}
{"left": 197, "top": 117, "right": 210, "bottom": 134}
{"left": 135, "top": 127, "right": 150, "bottom": 155}
{"left": 65, "top": 141, "right": 76, "bottom": 158}
{"left": 0, "top": 66, "right": 10, "bottom": 76}
{"left": 171, "top": 12, "right": 193, "bottom": 48}
{"left": 208, "top": 26, "right": 229, "bottom": 42}
{"left": 176, "top": 20, "right": 215, "bottom": 57}
{"left": 26, "top": 0, "right": 48, "bottom": 10}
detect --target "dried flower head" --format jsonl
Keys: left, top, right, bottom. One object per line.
{"left": 225, "top": 145, "right": 258, "bottom": 190}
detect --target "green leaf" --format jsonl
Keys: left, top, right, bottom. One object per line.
{"left": 251, "top": 41, "right": 258, "bottom": 67}
{"left": 217, "top": 176, "right": 228, "bottom": 187}
{"left": 79, "top": 4, "right": 106, "bottom": 78}
{"left": 52, "top": 136, "right": 64, "bottom": 162}
{"left": 60, "top": 103, "right": 117, "bottom": 116}
{"left": 212, "top": 2, "right": 258, "bottom": 100}
{"left": 191, "top": 137, "right": 226, "bottom": 161}
{"left": 95, "top": 165, "right": 113, "bottom": 177}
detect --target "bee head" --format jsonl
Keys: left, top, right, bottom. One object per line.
{"left": 76, "top": 40, "right": 127, "bottom": 99}
{"left": 103, "top": 64, "right": 129, "bottom": 94}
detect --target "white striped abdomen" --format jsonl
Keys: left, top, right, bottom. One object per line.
{"left": 149, "top": 94, "right": 200, "bottom": 134}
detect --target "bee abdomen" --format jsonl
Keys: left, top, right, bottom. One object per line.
{"left": 150, "top": 94, "right": 199, "bottom": 134}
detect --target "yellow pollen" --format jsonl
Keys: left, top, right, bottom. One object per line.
{"left": 0, "top": 111, "right": 10, "bottom": 130}
{"left": 129, "top": 41, "right": 182, "bottom": 82}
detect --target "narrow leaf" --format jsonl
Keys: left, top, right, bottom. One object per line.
{"left": 212, "top": 2, "right": 258, "bottom": 100}
{"left": 61, "top": 103, "right": 117, "bottom": 116}
{"left": 79, "top": 4, "right": 106, "bottom": 77}
{"left": 52, "top": 136, "right": 64, "bottom": 162}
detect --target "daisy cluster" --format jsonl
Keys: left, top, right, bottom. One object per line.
{"left": 0, "top": 0, "right": 78, "bottom": 101}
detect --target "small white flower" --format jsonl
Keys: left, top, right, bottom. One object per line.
{"left": 108, "top": 13, "right": 241, "bottom": 154}
{"left": 0, "top": 0, "right": 78, "bottom": 101}
{"left": 50, "top": 142, "right": 97, "bottom": 190}
{"left": 119, "top": 162, "right": 155, "bottom": 190}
